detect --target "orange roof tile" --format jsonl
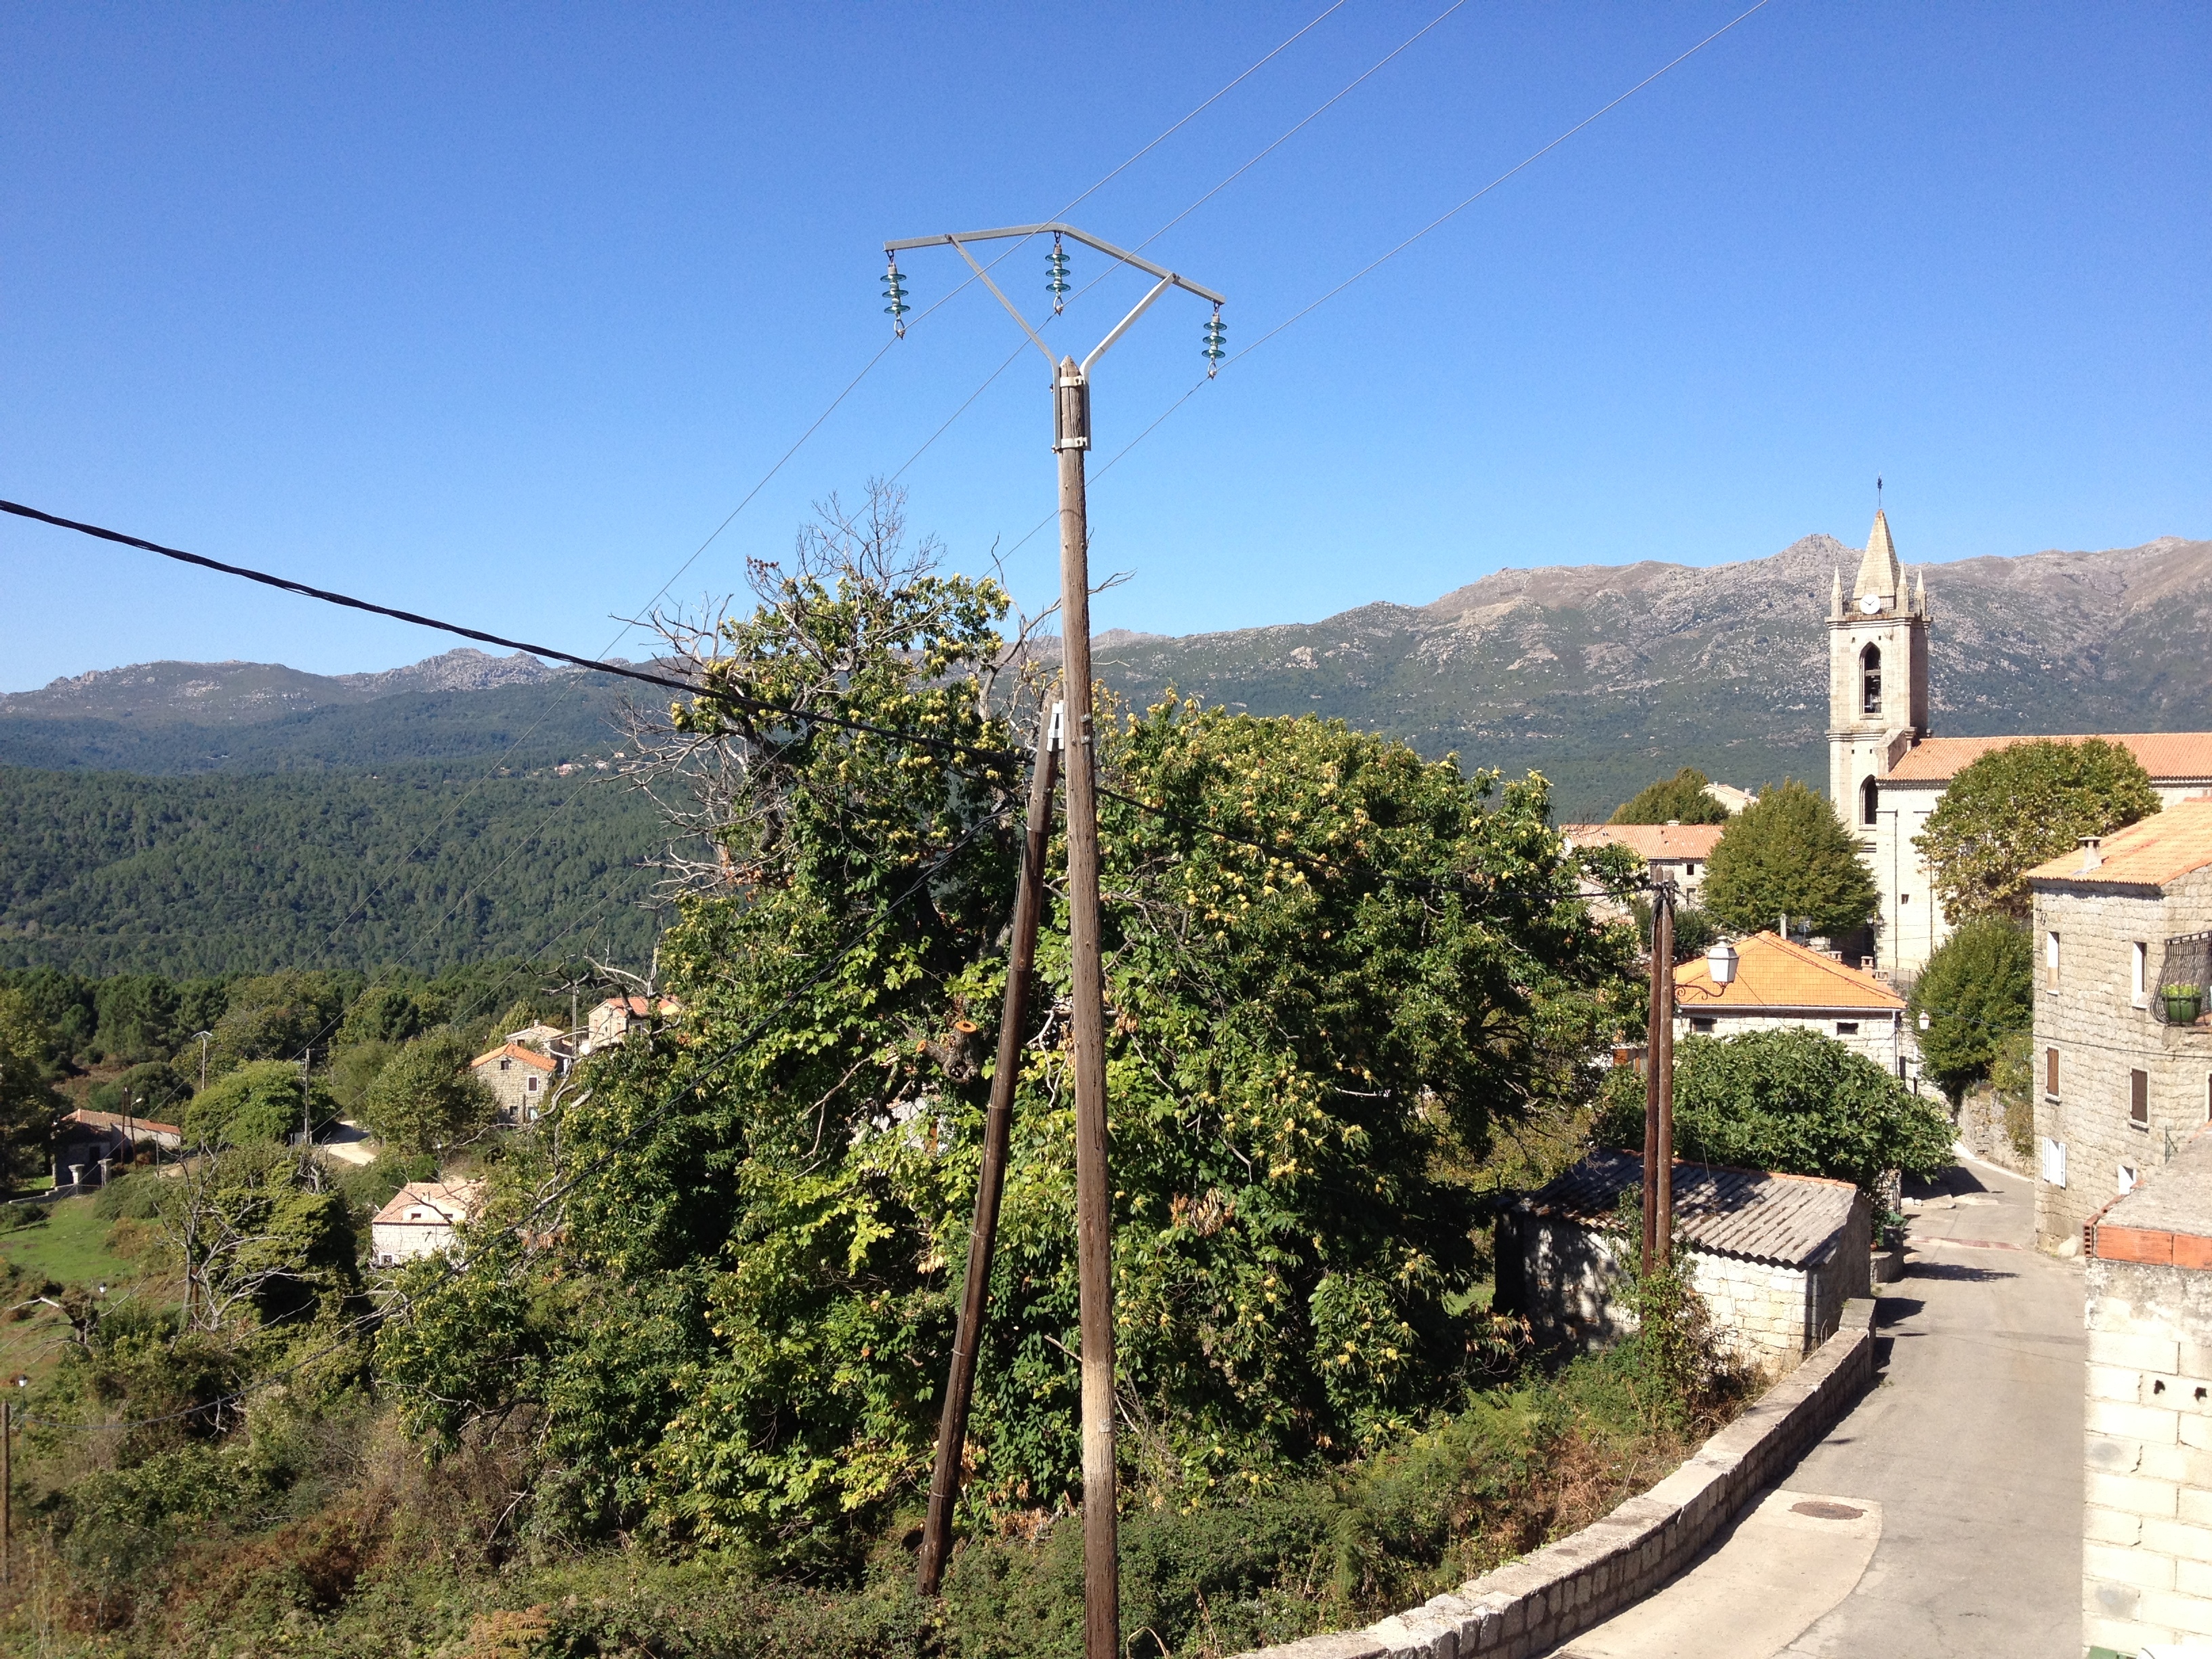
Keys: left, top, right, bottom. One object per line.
{"left": 2025, "top": 799, "right": 2212, "bottom": 890}
{"left": 1673, "top": 931, "right": 1905, "bottom": 1012}
{"left": 1561, "top": 823, "right": 1727, "bottom": 860}
{"left": 1885, "top": 733, "right": 2212, "bottom": 783}
{"left": 470, "top": 1041, "right": 557, "bottom": 1073}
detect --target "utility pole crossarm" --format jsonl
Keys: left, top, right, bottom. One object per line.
{"left": 883, "top": 222, "right": 1226, "bottom": 307}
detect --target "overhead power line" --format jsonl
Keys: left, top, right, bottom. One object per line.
{"left": 0, "top": 499, "right": 1021, "bottom": 766}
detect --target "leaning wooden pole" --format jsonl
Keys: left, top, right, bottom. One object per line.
{"left": 916, "top": 703, "right": 1061, "bottom": 1596}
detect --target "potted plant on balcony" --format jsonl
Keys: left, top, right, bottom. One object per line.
{"left": 2162, "top": 983, "right": 2205, "bottom": 1025}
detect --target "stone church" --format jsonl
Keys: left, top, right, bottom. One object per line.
{"left": 1828, "top": 510, "right": 2212, "bottom": 979}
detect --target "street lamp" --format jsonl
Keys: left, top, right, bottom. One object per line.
{"left": 1706, "top": 939, "right": 1740, "bottom": 985}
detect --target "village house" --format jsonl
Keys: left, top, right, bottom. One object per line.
{"left": 2028, "top": 799, "right": 2212, "bottom": 1250}
{"left": 1498, "top": 1147, "right": 1872, "bottom": 1377}
{"left": 1559, "top": 822, "right": 1727, "bottom": 917}
{"left": 470, "top": 1040, "right": 558, "bottom": 1123}
{"left": 369, "top": 1179, "right": 485, "bottom": 1266}
{"left": 54, "top": 1107, "right": 182, "bottom": 1187}
{"left": 581, "top": 994, "right": 680, "bottom": 1054}
{"left": 1827, "top": 509, "right": 2212, "bottom": 979}
{"left": 1673, "top": 930, "right": 1910, "bottom": 1077}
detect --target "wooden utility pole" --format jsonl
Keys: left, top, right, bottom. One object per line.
{"left": 880, "top": 222, "right": 1223, "bottom": 1659}
{"left": 1641, "top": 883, "right": 1677, "bottom": 1273}
{"left": 3, "top": 1396, "right": 12, "bottom": 1586}
{"left": 917, "top": 703, "right": 1062, "bottom": 1596}
{"left": 1052, "top": 356, "right": 1122, "bottom": 1659}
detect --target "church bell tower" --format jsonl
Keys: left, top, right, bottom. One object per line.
{"left": 1828, "top": 508, "right": 1930, "bottom": 832}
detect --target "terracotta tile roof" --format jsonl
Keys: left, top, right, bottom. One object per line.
{"left": 64, "top": 1107, "right": 183, "bottom": 1136}
{"left": 2026, "top": 799, "right": 2212, "bottom": 890}
{"left": 1527, "top": 1149, "right": 1862, "bottom": 1267}
{"left": 1673, "top": 930, "right": 1904, "bottom": 1012}
{"left": 470, "top": 1041, "right": 557, "bottom": 1073}
{"left": 371, "top": 1179, "right": 485, "bottom": 1228}
{"left": 1561, "top": 823, "right": 1727, "bottom": 861}
{"left": 1884, "top": 733, "right": 2212, "bottom": 783}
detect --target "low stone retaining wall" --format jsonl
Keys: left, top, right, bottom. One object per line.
{"left": 1233, "top": 1298, "right": 1877, "bottom": 1659}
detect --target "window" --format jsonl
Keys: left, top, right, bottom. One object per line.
{"left": 1860, "top": 775, "right": 1879, "bottom": 826}
{"left": 1685, "top": 862, "right": 1699, "bottom": 876}
{"left": 1835, "top": 1021, "right": 1860, "bottom": 1036}
{"left": 526, "top": 1076, "right": 539, "bottom": 1092}
{"left": 499, "top": 1057, "right": 511, "bottom": 1072}
{"left": 1860, "top": 644, "right": 1882, "bottom": 715}
{"left": 2133, "top": 943, "right": 2148, "bottom": 1008}
{"left": 1901, "top": 893, "right": 1912, "bottom": 905}
{"left": 2131, "top": 1069, "right": 2149, "bottom": 1127}
{"left": 2041, "top": 1138, "right": 2067, "bottom": 1187}
{"left": 1689, "top": 1017, "right": 1715, "bottom": 1033}
{"left": 2047, "top": 1046, "right": 2060, "bottom": 1099}
{"left": 2047, "top": 931, "right": 2061, "bottom": 984}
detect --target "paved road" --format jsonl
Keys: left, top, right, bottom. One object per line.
{"left": 1550, "top": 1153, "right": 2085, "bottom": 1659}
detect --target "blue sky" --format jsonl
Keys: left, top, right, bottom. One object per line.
{"left": 3, "top": 1, "right": 2206, "bottom": 691}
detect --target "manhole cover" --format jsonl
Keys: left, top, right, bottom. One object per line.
{"left": 1790, "top": 1500, "right": 1865, "bottom": 1521}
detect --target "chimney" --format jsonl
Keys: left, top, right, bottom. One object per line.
{"left": 2077, "top": 835, "right": 2103, "bottom": 874}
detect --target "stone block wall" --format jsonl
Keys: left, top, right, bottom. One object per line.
{"left": 1234, "top": 1304, "right": 1877, "bottom": 1659}
{"left": 2082, "top": 1252, "right": 2212, "bottom": 1655}
{"left": 2032, "top": 871, "right": 2212, "bottom": 1249}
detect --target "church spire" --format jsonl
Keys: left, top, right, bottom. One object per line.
{"left": 1853, "top": 508, "right": 1903, "bottom": 609}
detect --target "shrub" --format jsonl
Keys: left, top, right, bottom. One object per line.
{"left": 186, "top": 1060, "right": 335, "bottom": 1147}
{"left": 1597, "top": 1026, "right": 1953, "bottom": 1200}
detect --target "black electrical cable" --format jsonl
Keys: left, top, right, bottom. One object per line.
{"left": 0, "top": 499, "right": 1023, "bottom": 767}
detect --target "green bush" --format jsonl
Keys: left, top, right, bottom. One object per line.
{"left": 88, "top": 1059, "right": 194, "bottom": 1120}
{"left": 1907, "top": 916, "right": 2032, "bottom": 1100}
{"left": 1597, "top": 1026, "right": 1953, "bottom": 1200}
{"left": 359, "top": 1031, "right": 497, "bottom": 1158}
{"left": 185, "top": 1059, "right": 335, "bottom": 1146}
{"left": 93, "top": 1168, "right": 167, "bottom": 1221}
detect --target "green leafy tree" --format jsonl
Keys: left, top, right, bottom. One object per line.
{"left": 205, "top": 971, "right": 353, "bottom": 1076}
{"left": 378, "top": 491, "right": 1637, "bottom": 1563}
{"left": 1700, "top": 780, "right": 1878, "bottom": 939}
{"left": 1597, "top": 1026, "right": 1952, "bottom": 1200}
{"left": 89, "top": 1060, "right": 193, "bottom": 1122}
{"left": 360, "top": 1031, "right": 496, "bottom": 1158}
{"left": 1917, "top": 737, "right": 2161, "bottom": 922}
{"left": 166, "top": 1144, "right": 361, "bottom": 1334}
{"left": 1609, "top": 768, "right": 1730, "bottom": 825}
{"left": 184, "top": 1059, "right": 334, "bottom": 1147}
{"left": 1906, "top": 917, "right": 2032, "bottom": 1100}
{"left": 93, "top": 975, "right": 183, "bottom": 1065}
{"left": 0, "top": 987, "right": 66, "bottom": 1179}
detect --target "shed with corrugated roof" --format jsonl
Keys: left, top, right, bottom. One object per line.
{"left": 1496, "top": 1148, "right": 1872, "bottom": 1376}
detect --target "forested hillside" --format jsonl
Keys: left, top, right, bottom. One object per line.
{"left": 0, "top": 763, "right": 665, "bottom": 975}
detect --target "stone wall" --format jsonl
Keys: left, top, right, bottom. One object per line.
{"left": 1233, "top": 1303, "right": 1877, "bottom": 1659}
{"left": 2032, "top": 869, "right": 2212, "bottom": 1249}
{"left": 2082, "top": 1252, "right": 2212, "bottom": 1654}
{"left": 1956, "top": 1082, "right": 2034, "bottom": 1179}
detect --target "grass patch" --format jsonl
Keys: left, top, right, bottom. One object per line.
{"left": 0, "top": 1197, "right": 136, "bottom": 1290}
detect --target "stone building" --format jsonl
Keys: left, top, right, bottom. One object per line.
{"left": 2076, "top": 1125, "right": 2212, "bottom": 1656}
{"left": 2028, "top": 800, "right": 2212, "bottom": 1250}
{"left": 1559, "top": 822, "right": 1726, "bottom": 918}
{"left": 1825, "top": 509, "right": 2212, "bottom": 979}
{"left": 369, "top": 1179, "right": 485, "bottom": 1266}
{"left": 469, "top": 1040, "right": 557, "bottom": 1123}
{"left": 1672, "top": 930, "right": 1910, "bottom": 1076}
{"left": 1498, "top": 1148, "right": 1872, "bottom": 1377}
{"left": 582, "top": 994, "right": 681, "bottom": 1054}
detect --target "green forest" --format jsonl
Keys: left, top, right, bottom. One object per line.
{"left": 0, "top": 763, "right": 665, "bottom": 976}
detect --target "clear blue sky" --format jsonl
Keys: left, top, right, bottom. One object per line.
{"left": 3, "top": 1, "right": 2206, "bottom": 691}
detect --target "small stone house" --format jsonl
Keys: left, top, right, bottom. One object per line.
{"left": 1559, "top": 823, "right": 1727, "bottom": 916}
{"left": 1673, "top": 930, "right": 1910, "bottom": 1076}
{"left": 2076, "top": 1124, "right": 2212, "bottom": 1655}
{"left": 581, "top": 995, "right": 680, "bottom": 1054}
{"left": 2028, "top": 799, "right": 2212, "bottom": 1250}
{"left": 369, "top": 1179, "right": 485, "bottom": 1266}
{"left": 470, "top": 1041, "right": 557, "bottom": 1123}
{"left": 1498, "top": 1148, "right": 1872, "bottom": 1376}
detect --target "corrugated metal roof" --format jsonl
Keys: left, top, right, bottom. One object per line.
{"left": 1526, "top": 1148, "right": 1861, "bottom": 1267}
